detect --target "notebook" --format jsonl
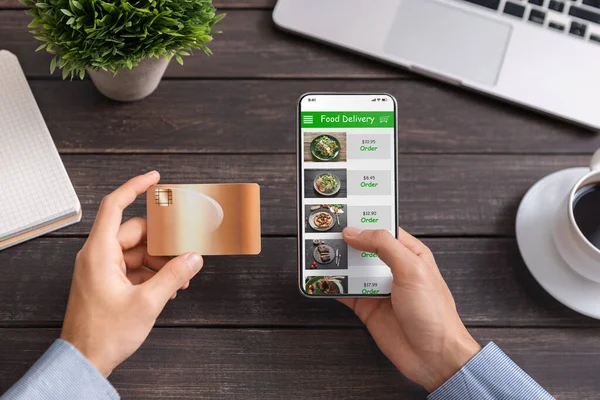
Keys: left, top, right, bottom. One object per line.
{"left": 0, "top": 50, "right": 81, "bottom": 251}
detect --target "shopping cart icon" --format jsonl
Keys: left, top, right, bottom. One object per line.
{"left": 379, "top": 116, "right": 389, "bottom": 124}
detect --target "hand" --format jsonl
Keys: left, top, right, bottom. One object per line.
{"left": 60, "top": 171, "right": 204, "bottom": 377}
{"left": 341, "top": 227, "right": 481, "bottom": 392}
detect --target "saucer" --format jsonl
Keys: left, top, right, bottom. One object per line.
{"left": 516, "top": 167, "right": 600, "bottom": 319}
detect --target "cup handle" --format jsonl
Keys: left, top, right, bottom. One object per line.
{"left": 591, "top": 149, "right": 600, "bottom": 171}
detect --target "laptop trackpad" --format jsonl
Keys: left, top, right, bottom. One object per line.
{"left": 383, "top": 0, "right": 511, "bottom": 86}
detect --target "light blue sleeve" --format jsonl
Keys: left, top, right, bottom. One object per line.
{"left": 428, "top": 342, "right": 554, "bottom": 400}
{"left": 1, "top": 339, "right": 119, "bottom": 400}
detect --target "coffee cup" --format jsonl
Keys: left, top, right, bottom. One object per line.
{"left": 553, "top": 149, "right": 600, "bottom": 282}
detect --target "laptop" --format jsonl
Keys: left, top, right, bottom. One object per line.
{"left": 273, "top": 0, "right": 600, "bottom": 130}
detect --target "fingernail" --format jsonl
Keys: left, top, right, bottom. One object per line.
{"left": 183, "top": 252, "right": 203, "bottom": 273}
{"left": 343, "top": 227, "right": 362, "bottom": 237}
{"left": 145, "top": 170, "right": 158, "bottom": 177}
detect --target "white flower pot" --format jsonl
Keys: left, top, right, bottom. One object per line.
{"left": 87, "top": 57, "right": 170, "bottom": 102}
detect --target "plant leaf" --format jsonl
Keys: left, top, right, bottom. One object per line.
{"left": 100, "top": 2, "right": 115, "bottom": 12}
{"left": 27, "top": 18, "right": 44, "bottom": 28}
{"left": 212, "top": 13, "right": 226, "bottom": 25}
{"left": 21, "top": 0, "right": 225, "bottom": 73}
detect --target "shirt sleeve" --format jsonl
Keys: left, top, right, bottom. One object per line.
{"left": 1, "top": 339, "right": 119, "bottom": 400}
{"left": 428, "top": 342, "right": 554, "bottom": 400}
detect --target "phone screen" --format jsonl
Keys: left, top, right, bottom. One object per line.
{"left": 298, "top": 93, "right": 398, "bottom": 297}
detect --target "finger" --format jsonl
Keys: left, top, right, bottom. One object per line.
{"left": 397, "top": 226, "right": 435, "bottom": 264}
{"left": 90, "top": 171, "right": 160, "bottom": 240}
{"left": 127, "top": 267, "right": 156, "bottom": 285}
{"left": 337, "top": 298, "right": 357, "bottom": 311}
{"left": 123, "top": 244, "right": 172, "bottom": 271}
{"left": 342, "top": 227, "right": 420, "bottom": 279}
{"left": 124, "top": 246, "right": 190, "bottom": 291}
{"left": 142, "top": 252, "right": 203, "bottom": 304}
{"left": 117, "top": 217, "right": 147, "bottom": 250}
{"left": 127, "top": 269, "right": 183, "bottom": 302}
{"left": 396, "top": 227, "right": 443, "bottom": 279}
{"left": 339, "top": 298, "right": 388, "bottom": 326}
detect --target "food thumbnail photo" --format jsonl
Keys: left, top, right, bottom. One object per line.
{"left": 305, "top": 276, "right": 348, "bottom": 295}
{"left": 304, "top": 169, "right": 347, "bottom": 198}
{"left": 305, "top": 239, "right": 348, "bottom": 270}
{"left": 304, "top": 204, "right": 346, "bottom": 233}
{"left": 304, "top": 132, "right": 347, "bottom": 162}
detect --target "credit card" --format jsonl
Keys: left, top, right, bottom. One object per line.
{"left": 146, "top": 183, "right": 261, "bottom": 256}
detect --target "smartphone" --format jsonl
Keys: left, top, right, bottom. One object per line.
{"left": 297, "top": 93, "right": 398, "bottom": 298}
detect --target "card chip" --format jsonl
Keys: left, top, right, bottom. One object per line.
{"left": 155, "top": 189, "right": 172, "bottom": 206}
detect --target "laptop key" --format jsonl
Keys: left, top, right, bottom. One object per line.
{"left": 529, "top": 0, "right": 544, "bottom": 5}
{"left": 582, "top": 0, "right": 600, "bottom": 9}
{"left": 504, "top": 2, "right": 526, "bottom": 17}
{"left": 569, "top": 6, "right": 600, "bottom": 25}
{"left": 461, "top": 0, "right": 501, "bottom": 10}
{"left": 549, "top": 0, "right": 565, "bottom": 12}
{"left": 549, "top": 21, "right": 566, "bottom": 30}
{"left": 591, "top": 34, "right": 600, "bottom": 42}
{"left": 529, "top": 9, "right": 546, "bottom": 24}
{"left": 570, "top": 21, "right": 587, "bottom": 36}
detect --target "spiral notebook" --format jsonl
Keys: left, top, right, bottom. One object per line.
{"left": 0, "top": 50, "right": 81, "bottom": 251}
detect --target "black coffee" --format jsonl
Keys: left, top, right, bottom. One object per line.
{"left": 573, "top": 183, "right": 600, "bottom": 250}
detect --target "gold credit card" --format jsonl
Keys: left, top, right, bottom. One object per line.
{"left": 146, "top": 184, "right": 261, "bottom": 256}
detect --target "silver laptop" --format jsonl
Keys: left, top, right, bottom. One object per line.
{"left": 273, "top": 0, "right": 600, "bottom": 130}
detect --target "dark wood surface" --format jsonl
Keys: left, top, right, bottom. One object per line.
{"left": 22, "top": 80, "right": 598, "bottom": 154}
{"left": 0, "top": 10, "right": 403, "bottom": 79}
{"left": 1, "top": 1, "right": 599, "bottom": 399}
{"left": 0, "top": 237, "right": 596, "bottom": 328}
{"left": 2, "top": 328, "right": 600, "bottom": 399}
{"left": 53, "top": 154, "right": 586, "bottom": 236}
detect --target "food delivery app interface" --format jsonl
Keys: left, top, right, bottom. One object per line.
{"left": 299, "top": 94, "right": 397, "bottom": 297}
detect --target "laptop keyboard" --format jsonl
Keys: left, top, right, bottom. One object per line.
{"left": 458, "top": 0, "right": 600, "bottom": 43}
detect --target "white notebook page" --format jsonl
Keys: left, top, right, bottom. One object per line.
{"left": 0, "top": 50, "right": 80, "bottom": 241}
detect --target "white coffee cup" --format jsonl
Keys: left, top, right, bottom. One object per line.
{"left": 553, "top": 149, "right": 600, "bottom": 282}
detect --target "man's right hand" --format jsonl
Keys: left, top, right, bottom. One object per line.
{"left": 60, "top": 172, "right": 204, "bottom": 377}
{"left": 341, "top": 227, "right": 481, "bottom": 393}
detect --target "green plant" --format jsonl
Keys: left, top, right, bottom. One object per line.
{"left": 21, "top": 0, "right": 224, "bottom": 79}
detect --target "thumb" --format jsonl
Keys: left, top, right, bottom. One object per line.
{"left": 342, "top": 227, "right": 420, "bottom": 279}
{"left": 143, "top": 252, "right": 203, "bottom": 304}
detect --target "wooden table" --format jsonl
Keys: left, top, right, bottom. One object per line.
{"left": 1, "top": 1, "right": 600, "bottom": 399}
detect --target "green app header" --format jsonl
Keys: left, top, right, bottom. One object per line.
{"left": 301, "top": 112, "right": 394, "bottom": 128}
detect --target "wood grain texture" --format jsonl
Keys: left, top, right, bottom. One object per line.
{"left": 26, "top": 80, "right": 596, "bottom": 154}
{"left": 1, "top": 2, "right": 596, "bottom": 394}
{"left": 0, "top": 0, "right": 276, "bottom": 9}
{"left": 52, "top": 154, "right": 588, "bottom": 236}
{"left": 0, "top": 237, "right": 595, "bottom": 327}
{"left": 1, "top": 327, "right": 599, "bottom": 399}
{"left": 0, "top": 10, "right": 401, "bottom": 79}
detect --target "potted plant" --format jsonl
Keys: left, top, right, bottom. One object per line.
{"left": 21, "top": 0, "right": 224, "bottom": 101}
